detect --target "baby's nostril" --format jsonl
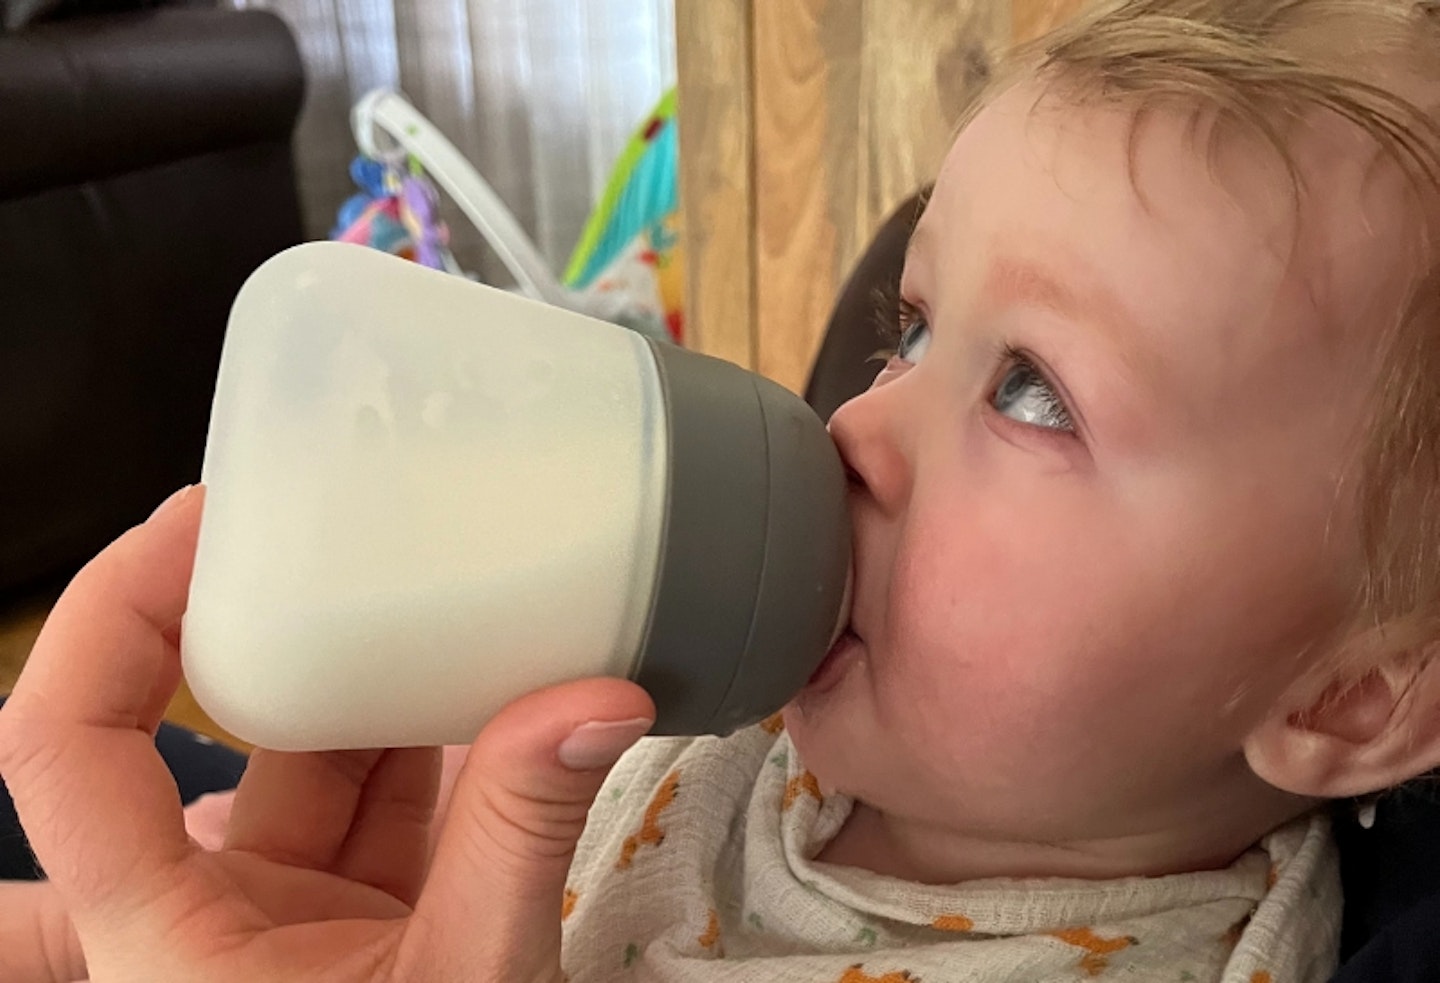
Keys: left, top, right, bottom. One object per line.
{"left": 845, "top": 465, "right": 864, "bottom": 486}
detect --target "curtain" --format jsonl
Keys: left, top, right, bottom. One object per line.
{"left": 233, "top": 0, "right": 677, "bottom": 287}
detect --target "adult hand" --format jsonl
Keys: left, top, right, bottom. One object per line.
{"left": 181, "top": 741, "right": 472, "bottom": 855}
{"left": 0, "top": 747, "right": 470, "bottom": 982}
{"left": 0, "top": 486, "right": 655, "bottom": 982}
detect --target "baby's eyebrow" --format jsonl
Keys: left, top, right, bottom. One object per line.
{"left": 982, "top": 255, "right": 1142, "bottom": 346}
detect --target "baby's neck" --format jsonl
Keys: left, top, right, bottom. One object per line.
{"left": 816, "top": 798, "right": 1302, "bottom": 884}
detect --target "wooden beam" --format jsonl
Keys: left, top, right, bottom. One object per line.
{"left": 1012, "top": 0, "right": 1088, "bottom": 44}
{"left": 752, "top": 0, "right": 860, "bottom": 393}
{"left": 858, "top": 0, "right": 1006, "bottom": 245}
{"left": 675, "top": 0, "right": 757, "bottom": 371}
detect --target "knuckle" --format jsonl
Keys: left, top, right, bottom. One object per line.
{"left": 317, "top": 748, "right": 386, "bottom": 787}
{"left": 357, "top": 791, "right": 437, "bottom": 848}
{"left": 468, "top": 784, "right": 590, "bottom": 867}
{"left": 0, "top": 713, "right": 63, "bottom": 801}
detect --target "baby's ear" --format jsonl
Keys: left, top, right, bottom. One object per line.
{"left": 1244, "top": 640, "right": 1440, "bottom": 798}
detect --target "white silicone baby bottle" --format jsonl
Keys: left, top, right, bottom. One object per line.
{"left": 182, "top": 242, "right": 850, "bottom": 751}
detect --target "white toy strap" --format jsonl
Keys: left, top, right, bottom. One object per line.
{"left": 351, "top": 88, "right": 568, "bottom": 308}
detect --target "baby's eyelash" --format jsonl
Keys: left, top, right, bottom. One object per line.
{"left": 871, "top": 282, "right": 901, "bottom": 351}
{"left": 898, "top": 298, "right": 923, "bottom": 331}
{"left": 869, "top": 282, "right": 915, "bottom": 362}
{"left": 997, "top": 344, "right": 1075, "bottom": 432}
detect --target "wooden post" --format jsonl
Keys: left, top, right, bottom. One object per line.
{"left": 675, "top": 0, "right": 756, "bottom": 372}
{"left": 1012, "top": 0, "right": 1088, "bottom": 43}
{"left": 750, "top": 0, "right": 859, "bottom": 391}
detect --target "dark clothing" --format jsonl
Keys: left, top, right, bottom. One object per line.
{"left": 1330, "top": 785, "right": 1440, "bottom": 982}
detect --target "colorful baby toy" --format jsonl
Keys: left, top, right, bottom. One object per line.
{"left": 331, "top": 154, "right": 454, "bottom": 272}
{"left": 335, "top": 87, "right": 682, "bottom": 344}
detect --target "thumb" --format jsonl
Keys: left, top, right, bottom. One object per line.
{"left": 405, "top": 678, "right": 655, "bottom": 981}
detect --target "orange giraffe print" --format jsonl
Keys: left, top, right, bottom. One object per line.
{"left": 1251, "top": 973, "right": 1273, "bottom": 983}
{"left": 561, "top": 888, "right": 579, "bottom": 921}
{"left": 698, "top": 909, "right": 721, "bottom": 951}
{"left": 760, "top": 713, "right": 786, "bottom": 734}
{"left": 836, "top": 965, "right": 920, "bottom": 983}
{"left": 932, "top": 914, "right": 975, "bottom": 933}
{"left": 616, "top": 770, "right": 680, "bottom": 870}
{"left": 1048, "top": 927, "right": 1139, "bottom": 977}
{"left": 782, "top": 771, "right": 822, "bottom": 811}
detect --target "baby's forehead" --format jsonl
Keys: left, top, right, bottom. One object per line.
{"left": 1220, "top": 108, "right": 1428, "bottom": 352}
{"left": 936, "top": 83, "right": 1422, "bottom": 350}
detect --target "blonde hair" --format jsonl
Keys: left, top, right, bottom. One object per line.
{"left": 977, "top": 0, "right": 1440, "bottom": 659}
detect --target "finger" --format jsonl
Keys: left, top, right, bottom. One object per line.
{"left": 402, "top": 678, "right": 653, "bottom": 980}
{"left": 224, "top": 748, "right": 384, "bottom": 868}
{"left": 0, "top": 486, "right": 203, "bottom": 917}
{"left": 226, "top": 746, "right": 439, "bottom": 899}
{"left": 10, "top": 487, "right": 200, "bottom": 733}
{"left": 333, "top": 746, "right": 441, "bottom": 906}
{"left": 0, "top": 880, "right": 86, "bottom": 982}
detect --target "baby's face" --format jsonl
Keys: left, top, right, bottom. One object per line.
{"left": 783, "top": 82, "right": 1417, "bottom": 870}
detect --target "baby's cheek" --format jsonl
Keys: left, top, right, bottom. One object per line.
{"left": 879, "top": 542, "right": 1158, "bottom": 776}
{"left": 875, "top": 599, "right": 1065, "bottom": 782}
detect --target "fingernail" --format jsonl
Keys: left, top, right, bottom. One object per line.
{"left": 148, "top": 485, "right": 196, "bottom": 523}
{"left": 557, "top": 717, "right": 653, "bottom": 771}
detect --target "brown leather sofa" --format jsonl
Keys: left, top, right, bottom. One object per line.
{"left": 0, "top": 1, "right": 306, "bottom": 598}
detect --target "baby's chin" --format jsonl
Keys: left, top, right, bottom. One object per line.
{"left": 778, "top": 703, "right": 837, "bottom": 790}
{"left": 778, "top": 701, "right": 818, "bottom": 755}
{"left": 780, "top": 694, "right": 866, "bottom": 791}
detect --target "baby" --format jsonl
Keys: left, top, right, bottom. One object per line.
{"left": 559, "top": 0, "right": 1440, "bottom": 980}
{"left": 3, "top": 1, "right": 1440, "bottom": 981}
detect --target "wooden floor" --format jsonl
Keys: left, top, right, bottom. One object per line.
{"left": 0, "top": 589, "right": 248, "bottom": 751}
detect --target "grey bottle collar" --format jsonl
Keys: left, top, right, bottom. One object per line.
{"left": 633, "top": 341, "right": 851, "bottom": 735}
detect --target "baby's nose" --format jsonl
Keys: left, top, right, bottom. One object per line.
{"left": 827, "top": 391, "right": 913, "bottom": 513}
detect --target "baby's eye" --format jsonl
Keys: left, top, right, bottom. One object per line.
{"left": 992, "top": 355, "right": 1074, "bottom": 432}
{"left": 894, "top": 300, "right": 931, "bottom": 363}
